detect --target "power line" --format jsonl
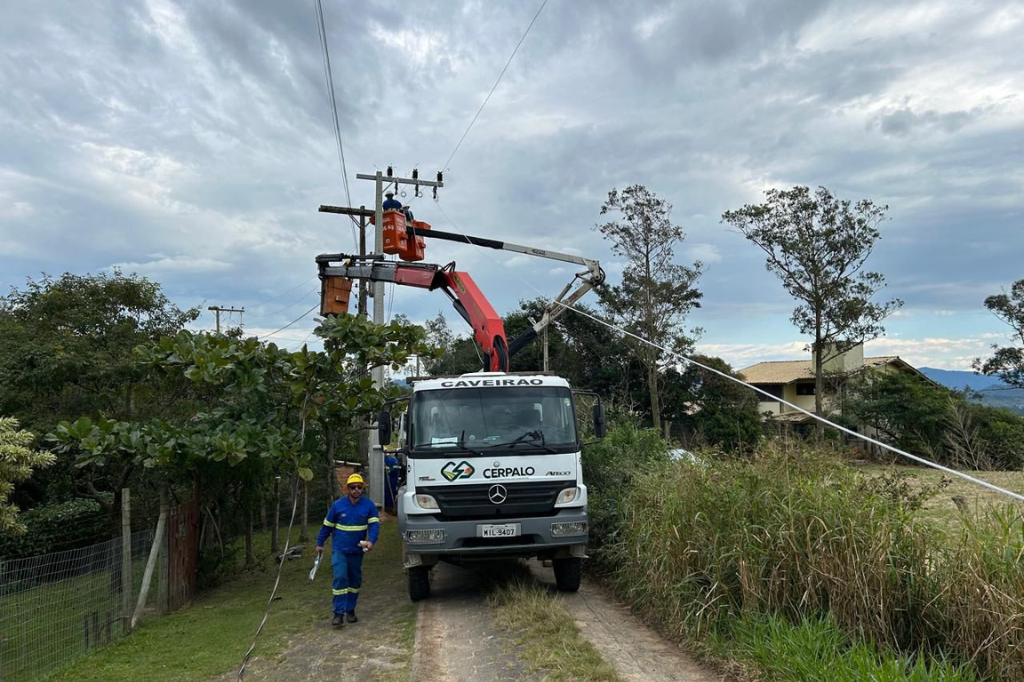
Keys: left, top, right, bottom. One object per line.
{"left": 261, "top": 304, "right": 319, "bottom": 340}
{"left": 431, "top": 199, "right": 1024, "bottom": 504}
{"left": 250, "top": 287, "right": 319, "bottom": 322}
{"left": 249, "top": 275, "right": 318, "bottom": 311}
{"left": 315, "top": 0, "right": 359, "bottom": 250}
{"left": 442, "top": 0, "right": 549, "bottom": 171}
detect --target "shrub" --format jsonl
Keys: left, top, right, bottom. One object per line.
{"left": 0, "top": 496, "right": 112, "bottom": 560}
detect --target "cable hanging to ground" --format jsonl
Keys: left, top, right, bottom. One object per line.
{"left": 442, "top": 0, "right": 549, "bottom": 171}
{"left": 431, "top": 198, "right": 1024, "bottom": 504}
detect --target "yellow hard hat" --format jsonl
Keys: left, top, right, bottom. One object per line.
{"left": 346, "top": 473, "right": 365, "bottom": 486}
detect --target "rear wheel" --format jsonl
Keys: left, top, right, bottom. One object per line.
{"left": 553, "top": 557, "right": 582, "bottom": 592}
{"left": 408, "top": 565, "right": 431, "bottom": 601}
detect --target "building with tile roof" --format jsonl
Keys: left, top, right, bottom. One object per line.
{"left": 738, "top": 343, "right": 930, "bottom": 427}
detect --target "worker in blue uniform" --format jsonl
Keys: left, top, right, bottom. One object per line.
{"left": 383, "top": 451, "right": 401, "bottom": 513}
{"left": 382, "top": 191, "right": 402, "bottom": 211}
{"left": 316, "top": 473, "right": 380, "bottom": 627}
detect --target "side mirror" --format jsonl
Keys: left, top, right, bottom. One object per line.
{"left": 378, "top": 410, "right": 393, "bottom": 447}
{"left": 592, "top": 403, "right": 607, "bottom": 439}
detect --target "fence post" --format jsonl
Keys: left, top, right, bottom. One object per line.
{"left": 132, "top": 487, "right": 168, "bottom": 628}
{"left": 272, "top": 475, "right": 281, "bottom": 555}
{"left": 158, "top": 514, "right": 169, "bottom": 614}
{"left": 121, "top": 488, "right": 132, "bottom": 620}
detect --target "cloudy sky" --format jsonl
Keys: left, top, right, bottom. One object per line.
{"left": 2, "top": 0, "right": 1022, "bottom": 371}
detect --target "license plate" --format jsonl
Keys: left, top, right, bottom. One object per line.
{"left": 478, "top": 523, "right": 521, "bottom": 538}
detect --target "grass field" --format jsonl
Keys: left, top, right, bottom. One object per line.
{"left": 855, "top": 463, "right": 1024, "bottom": 530}
{"left": 41, "top": 523, "right": 416, "bottom": 682}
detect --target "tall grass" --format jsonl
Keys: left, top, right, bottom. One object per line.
{"left": 588, "top": 437, "right": 1024, "bottom": 680}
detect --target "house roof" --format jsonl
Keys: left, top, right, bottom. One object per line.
{"left": 739, "top": 356, "right": 903, "bottom": 385}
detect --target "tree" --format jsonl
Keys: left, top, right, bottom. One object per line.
{"left": 421, "top": 311, "right": 482, "bottom": 377}
{"left": 721, "top": 186, "right": 903, "bottom": 432}
{"left": 974, "top": 278, "right": 1024, "bottom": 389}
{"left": 0, "top": 271, "right": 199, "bottom": 432}
{"left": 596, "top": 186, "right": 703, "bottom": 432}
{"left": 668, "top": 356, "right": 763, "bottom": 451}
{"left": 0, "top": 417, "right": 55, "bottom": 534}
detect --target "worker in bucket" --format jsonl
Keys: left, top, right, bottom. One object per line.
{"left": 316, "top": 473, "right": 380, "bottom": 627}
{"left": 382, "top": 190, "right": 402, "bottom": 211}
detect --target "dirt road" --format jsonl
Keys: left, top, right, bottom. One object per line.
{"left": 410, "top": 561, "right": 725, "bottom": 682}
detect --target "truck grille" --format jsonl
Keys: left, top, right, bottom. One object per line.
{"left": 419, "top": 480, "right": 575, "bottom": 520}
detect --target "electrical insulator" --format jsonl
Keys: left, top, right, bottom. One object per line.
{"left": 412, "top": 169, "right": 419, "bottom": 180}
{"left": 436, "top": 171, "right": 443, "bottom": 183}
{"left": 386, "top": 166, "right": 393, "bottom": 177}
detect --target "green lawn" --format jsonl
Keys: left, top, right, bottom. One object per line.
{"left": 42, "top": 525, "right": 415, "bottom": 682}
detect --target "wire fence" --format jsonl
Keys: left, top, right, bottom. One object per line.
{"left": 0, "top": 529, "right": 153, "bottom": 682}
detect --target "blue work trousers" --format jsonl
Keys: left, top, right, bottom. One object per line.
{"left": 331, "top": 551, "right": 364, "bottom": 614}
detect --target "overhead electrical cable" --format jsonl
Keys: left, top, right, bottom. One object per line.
{"left": 431, "top": 199, "right": 1024, "bottom": 504}
{"left": 250, "top": 287, "right": 320, "bottom": 322}
{"left": 248, "top": 275, "right": 318, "bottom": 310}
{"left": 315, "top": 0, "right": 359, "bottom": 249}
{"left": 442, "top": 0, "right": 550, "bottom": 171}
{"left": 261, "top": 304, "right": 319, "bottom": 340}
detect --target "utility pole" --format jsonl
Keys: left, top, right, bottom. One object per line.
{"left": 207, "top": 305, "right": 244, "bottom": 334}
{"left": 354, "top": 167, "right": 443, "bottom": 505}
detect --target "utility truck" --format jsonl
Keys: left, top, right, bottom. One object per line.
{"left": 378, "top": 372, "right": 605, "bottom": 600}
{"left": 317, "top": 209, "right": 607, "bottom": 600}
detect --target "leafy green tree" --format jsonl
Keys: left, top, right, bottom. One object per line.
{"left": 669, "top": 356, "right": 762, "bottom": 451}
{"left": 0, "top": 271, "right": 199, "bottom": 432}
{"left": 975, "top": 278, "right": 1024, "bottom": 389}
{"left": 422, "top": 311, "right": 483, "bottom": 376}
{"left": 722, "top": 186, "right": 903, "bottom": 432}
{"left": 0, "top": 417, "right": 55, "bottom": 534}
{"left": 596, "top": 186, "right": 704, "bottom": 432}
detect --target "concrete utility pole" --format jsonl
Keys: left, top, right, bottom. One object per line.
{"left": 355, "top": 167, "right": 443, "bottom": 504}
{"left": 207, "top": 305, "right": 244, "bottom": 334}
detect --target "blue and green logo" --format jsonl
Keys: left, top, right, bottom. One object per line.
{"left": 441, "top": 461, "right": 475, "bottom": 481}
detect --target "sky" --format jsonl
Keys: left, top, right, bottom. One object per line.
{"left": 2, "top": 0, "right": 1022, "bottom": 372}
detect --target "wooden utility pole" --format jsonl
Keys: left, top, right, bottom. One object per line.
{"left": 207, "top": 305, "right": 244, "bottom": 333}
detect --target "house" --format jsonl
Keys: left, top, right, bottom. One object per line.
{"left": 738, "top": 343, "right": 929, "bottom": 427}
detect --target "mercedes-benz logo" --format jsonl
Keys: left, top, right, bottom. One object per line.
{"left": 488, "top": 484, "right": 508, "bottom": 505}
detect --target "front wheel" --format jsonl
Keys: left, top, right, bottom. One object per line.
{"left": 408, "top": 565, "right": 431, "bottom": 601}
{"left": 552, "top": 557, "right": 582, "bottom": 592}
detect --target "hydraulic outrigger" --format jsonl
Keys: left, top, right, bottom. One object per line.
{"left": 316, "top": 225, "right": 605, "bottom": 371}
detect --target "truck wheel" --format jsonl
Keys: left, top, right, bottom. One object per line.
{"left": 553, "top": 557, "right": 582, "bottom": 592}
{"left": 408, "top": 565, "right": 431, "bottom": 601}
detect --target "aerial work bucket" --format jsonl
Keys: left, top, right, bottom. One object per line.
{"left": 400, "top": 220, "right": 430, "bottom": 262}
{"left": 382, "top": 210, "right": 408, "bottom": 255}
{"left": 320, "top": 276, "right": 352, "bottom": 316}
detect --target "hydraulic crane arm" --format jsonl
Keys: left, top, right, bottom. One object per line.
{"left": 407, "top": 226, "right": 606, "bottom": 357}
{"left": 316, "top": 255, "right": 510, "bottom": 371}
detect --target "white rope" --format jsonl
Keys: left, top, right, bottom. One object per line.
{"left": 431, "top": 199, "right": 1024, "bottom": 504}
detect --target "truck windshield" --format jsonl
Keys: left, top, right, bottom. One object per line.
{"left": 409, "top": 386, "right": 578, "bottom": 456}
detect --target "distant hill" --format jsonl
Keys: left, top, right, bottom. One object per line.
{"left": 919, "top": 367, "right": 1024, "bottom": 416}
{"left": 918, "top": 367, "right": 1003, "bottom": 391}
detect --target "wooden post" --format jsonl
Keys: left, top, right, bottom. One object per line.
{"left": 300, "top": 481, "right": 309, "bottom": 542}
{"left": 132, "top": 488, "right": 168, "bottom": 628}
{"left": 271, "top": 476, "right": 280, "bottom": 555}
{"left": 120, "top": 488, "right": 132, "bottom": 619}
{"left": 157, "top": 517, "right": 169, "bottom": 614}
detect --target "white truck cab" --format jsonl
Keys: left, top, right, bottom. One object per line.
{"left": 379, "top": 371, "right": 605, "bottom": 600}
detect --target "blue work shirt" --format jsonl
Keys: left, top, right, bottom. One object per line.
{"left": 383, "top": 196, "right": 402, "bottom": 211}
{"left": 316, "top": 496, "right": 380, "bottom": 555}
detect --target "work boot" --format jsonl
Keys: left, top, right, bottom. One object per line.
{"left": 332, "top": 613, "right": 345, "bottom": 627}
{"left": 346, "top": 610, "right": 358, "bottom": 623}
